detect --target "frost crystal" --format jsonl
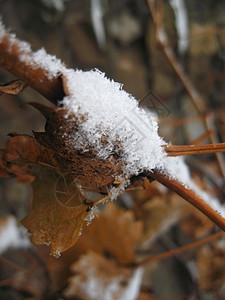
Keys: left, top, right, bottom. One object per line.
{"left": 86, "top": 207, "right": 99, "bottom": 226}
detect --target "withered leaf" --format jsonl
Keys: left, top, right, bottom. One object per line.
{"left": 0, "top": 79, "right": 26, "bottom": 96}
{"left": 21, "top": 165, "right": 91, "bottom": 257}
{"left": 0, "top": 148, "right": 35, "bottom": 183}
{"left": 0, "top": 134, "right": 58, "bottom": 183}
{"left": 31, "top": 102, "right": 125, "bottom": 193}
{"left": 5, "top": 134, "right": 58, "bottom": 167}
{"left": 76, "top": 202, "right": 143, "bottom": 265}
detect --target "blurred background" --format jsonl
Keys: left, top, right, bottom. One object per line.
{"left": 0, "top": 0, "right": 225, "bottom": 299}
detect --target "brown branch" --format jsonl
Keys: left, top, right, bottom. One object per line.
{"left": 137, "top": 231, "right": 224, "bottom": 267}
{"left": 0, "top": 24, "right": 65, "bottom": 104}
{"left": 164, "top": 143, "right": 225, "bottom": 156}
{"left": 150, "top": 170, "right": 225, "bottom": 231}
{"left": 190, "top": 130, "right": 212, "bottom": 145}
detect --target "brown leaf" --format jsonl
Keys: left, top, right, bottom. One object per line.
{"left": 76, "top": 202, "right": 143, "bottom": 265}
{"left": 0, "top": 134, "right": 58, "bottom": 183}
{"left": 0, "top": 79, "right": 26, "bottom": 95}
{"left": 31, "top": 102, "right": 125, "bottom": 193}
{"left": 5, "top": 134, "right": 58, "bottom": 167}
{"left": 21, "top": 166, "right": 91, "bottom": 257}
{"left": 0, "top": 148, "right": 35, "bottom": 183}
{"left": 136, "top": 190, "right": 195, "bottom": 246}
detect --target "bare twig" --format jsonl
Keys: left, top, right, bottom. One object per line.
{"left": 190, "top": 130, "right": 212, "bottom": 145}
{"left": 136, "top": 231, "right": 224, "bottom": 266}
{"left": 164, "top": 143, "right": 225, "bottom": 156}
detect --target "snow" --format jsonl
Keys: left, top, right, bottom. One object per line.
{"left": 91, "top": 0, "right": 106, "bottom": 49}
{"left": 31, "top": 48, "right": 66, "bottom": 78}
{"left": 85, "top": 206, "right": 99, "bottom": 226}
{"left": 121, "top": 268, "right": 143, "bottom": 300}
{"left": 0, "top": 216, "right": 30, "bottom": 254}
{"left": 61, "top": 69, "right": 166, "bottom": 179}
{"left": 169, "top": 0, "right": 189, "bottom": 53}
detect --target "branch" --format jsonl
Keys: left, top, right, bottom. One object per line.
{"left": 0, "top": 24, "right": 64, "bottom": 104}
{"left": 164, "top": 143, "right": 225, "bottom": 156}
{"left": 136, "top": 231, "right": 224, "bottom": 267}
{"left": 150, "top": 170, "right": 225, "bottom": 231}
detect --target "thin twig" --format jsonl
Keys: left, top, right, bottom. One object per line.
{"left": 0, "top": 256, "right": 26, "bottom": 272}
{"left": 190, "top": 130, "right": 212, "bottom": 145}
{"left": 164, "top": 143, "right": 225, "bottom": 156}
{"left": 137, "top": 231, "right": 224, "bottom": 266}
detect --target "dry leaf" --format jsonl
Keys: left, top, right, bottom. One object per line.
{"left": 0, "top": 79, "right": 26, "bottom": 96}
{"left": 64, "top": 251, "right": 143, "bottom": 300}
{"left": 5, "top": 134, "right": 58, "bottom": 167}
{"left": 76, "top": 202, "right": 143, "bottom": 265}
{"left": 136, "top": 191, "right": 194, "bottom": 247}
{"left": 0, "top": 134, "right": 58, "bottom": 183}
{"left": 31, "top": 102, "right": 125, "bottom": 193}
{"left": 0, "top": 148, "right": 35, "bottom": 183}
{"left": 21, "top": 165, "right": 91, "bottom": 257}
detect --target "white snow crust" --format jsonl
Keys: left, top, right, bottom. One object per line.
{"left": 62, "top": 69, "right": 166, "bottom": 177}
